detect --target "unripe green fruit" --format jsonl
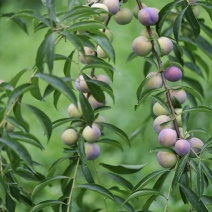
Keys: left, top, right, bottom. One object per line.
{"left": 164, "top": 66, "right": 182, "bottom": 82}
{"left": 101, "top": 29, "right": 113, "bottom": 43}
{"left": 146, "top": 72, "right": 163, "bottom": 90}
{"left": 82, "top": 125, "right": 101, "bottom": 142}
{"left": 103, "top": 0, "right": 119, "bottom": 15}
{"left": 68, "top": 102, "right": 82, "bottom": 118}
{"left": 75, "top": 75, "right": 90, "bottom": 93}
{"left": 97, "top": 45, "right": 107, "bottom": 59}
{"left": 188, "top": 137, "right": 204, "bottom": 158}
{"left": 138, "top": 7, "right": 159, "bottom": 26}
{"left": 61, "top": 129, "right": 78, "bottom": 145}
{"left": 96, "top": 74, "right": 110, "bottom": 85}
{"left": 174, "top": 139, "right": 190, "bottom": 156}
{"left": 140, "top": 28, "right": 158, "bottom": 39}
{"left": 157, "top": 151, "right": 177, "bottom": 168}
{"left": 93, "top": 115, "right": 105, "bottom": 131}
{"left": 91, "top": 3, "right": 109, "bottom": 22}
{"left": 133, "top": 4, "right": 148, "bottom": 19}
{"left": 171, "top": 89, "right": 187, "bottom": 105}
{"left": 114, "top": 8, "right": 133, "bottom": 25}
{"left": 175, "top": 108, "right": 182, "bottom": 127}
{"left": 85, "top": 142, "right": 100, "bottom": 160}
{"left": 153, "top": 115, "right": 174, "bottom": 134}
{"left": 5, "top": 122, "right": 15, "bottom": 132}
{"left": 132, "top": 36, "right": 152, "bottom": 57}
{"left": 78, "top": 47, "right": 95, "bottom": 64}
{"left": 158, "top": 128, "right": 177, "bottom": 147}
{"left": 88, "top": 95, "right": 105, "bottom": 109}
{"left": 153, "top": 102, "right": 169, "bottom": 116}
{"left": 158, "top": 37, "right": 173, "bottom": 56}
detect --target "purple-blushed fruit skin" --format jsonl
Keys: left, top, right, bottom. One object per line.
{"left": 158, "top": 37, "right": 173, "bottom": 56}
{"left": 85, "top": 143, "right": 100, "bottom": 160}
{"left": 96, "top": 74, "right": 111, "bottom": 85}
{"left": 164, "top": 66, "right": 182, "bottom": 82}
{"left": 188, "top": 137, "right": 204, "bottom": 157}
{"left": 157, "top": 151, "right": 177, "bottom": 168}
{"left": 146, "top": 72, "right": 163, "bottom": 90}
{"left": 103, "top": 0, "right": 119, "bottom": 15}
{"left": 174, "top": 139, "right": 190, "bottom": 156}
{"left": 153, "top": 115, "right": 174, "bottom": 134}
{"left": 88, "top": 95, "right": 105, "bottom": 109}
{"left": 82, "top": 125, "right": 101, "bottom": 143}
{"left": 171, "top": 89, "right": 187, "bottom": 105}
{"left": 61, "top": 129, "right": 78, "bottom": 145}
{"left": 75, "top": 75, "right": 90, "bottom": 93}
{"left": 158, "top": 128, "right": 177, "bottom": 147}
{"left": 138, "top": 7, "right": 159, "bottom": 26}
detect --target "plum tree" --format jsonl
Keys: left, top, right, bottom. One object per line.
{"left": 188, "top": 137, "right": 204, "bottom": 157}
{"left": 146, "top": 72, "right": 163, "bottom": 90}
{"left": 82, "top": 125, "right": 101, "bottom": 142}
{"left": 85, "top": 142, "right": 100, "bottom": 160}
{"left": 158, "top": 37, "right": 173, "bottom": 56}
{"left": 96, "top": 74, "right": 111, "bottom": 85}
{"left": 174, "top": 139, "right": 190, "bottom": 156}
{"left": 103, "top": 0, "right": 119, "bottom": 15}
{"left": 153, "top": 115, "right": 174, "bottom": 133}
{"left": 61, "top": 129, "right": 78, "bottom": 145}
{"left": 67, "top": 103, "right": 82, "bottom": 118}
{"left": 138, "top": 7, "right": 159, "bottom": 26}
{"left": 114, "top": 8, "right": 133, "bottom": 25}
{"left": 157, "top": 151, "right": 177, "bottom": 168}
{"left": 132, "top": 36, "right": 152, "bottom": 57}
{"left": 171, "top": 89, "right": 187, "bottom": 105}
{"left": 158, "top": 128, "right": 177, "bottom": 147}
{"left": 153, "top": 102, "right": 170, "bottom": 116}
{"left": 164, "top": 66, "right": 183, "bottom": 82}
{"left": 75, "top": 75, "right": 90, "bottom": 93}
{"left": 91, "top": 3, "right": 109, "bottom": 22}
{"left": 78, "top": 46, "right": 95, "bottom": 64}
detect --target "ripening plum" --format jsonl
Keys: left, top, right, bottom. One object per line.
{"left": 68, "top": 102, "right": 82, "bottom": 118}
{"left": 133, "top": 4, "right": 148, "bottom": 19}
{"left": 61, "top": 129, "right": 78, "bottom": 145}
{"left": 114, "top": 8, "right": 133, "bottom": 25}
{"left": 97, "top": 45, "right": 107, "bottom": 59}
{"left": 140, "top": 28, "right": 158, "bottom": 39}
{"left": 158, "top": 37, "right": 173, "bottom": 56}
{"left": 174, "top": 139, "right": 190, "bottom": 156}
{"left": 132, "top": 36, "right": 152, "bottom": 57}
{"left": 75, "top": 75, "right": 90, "bottom": 93}
{"left": 82, "top": 125, "right": 101, "bottom": 143}
{"left": 5, "top": 122, "right": 15, "bottom": 132}
{"left": 153, "top": 115, "right": 174, "bottom": 134}
{"left": 91, "top": 3, "right": 109, "bottom": 22}
{"left": 85, "top": 142, "right": 100, "bottom": 160}
{"left": 157, "top": 151, "right": 177, "bottom": 168}
{"left": 158, "top": 128, "right": 177, "bottom": 147}
{"left": 138, "top": 7, "right": 159, "bottom": 26}
{"left": 153, "top": 102, "right": 169, "bottom": 116}
{"left": 146, "top": 72, "right": 163, "bottom": 90}
{"left": 88, "top": 95, "right": 105, "bottom": 109}
{"left": 175, "top": 108, "right": 182, "bottom": 127}
{"left": 96, "top": 74, "right": 111, "bottom": 85}
{"left": 188, "top": 137, "right": 204, "bottom": 158}
{"left": 78, "top": 47, "right": 95, "bottom": 64}
{"left": 171, "top": 89, "right": 187, "bottom": 105}
{"left": 164, "top": 66, "right": 182, "bottom": 82}
{"left": 93, "top": 115, "right": 105, "bottom": 131}
{"left": 103, "top": 0, "right": 119, "bottom": 15}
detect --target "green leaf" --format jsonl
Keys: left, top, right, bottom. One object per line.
{"left": 35, "top": 73, "right": 77, "bottom": 106}
{"left": 172, "top": 154, "right": 189, "bottom": 191}
{"left": 181, "top": 86, "right": 203, "bottom": 103}
{"left": 184, "top": 62, "right": 203, "bottom": 76}
{"left": 0, "top": 178, "right": 7, "bottom": 204}
{"left": 78, "top": 135, "right": 86, "bottom": 164}
{"left": 201, "top": 195, "right": 212, "bottom": 206}
{"left": 197, "top": 163, "right": 204, "bottom": 197}
{"left": 182, "top": 106, "right": 212, "bottom": 114}
{"left": 0, "top": 138, "right": 33, "bottom": 170}
{"left": 30, "top": 77, "right": 42, "bottom": 100}
{"left": 179, "top": 172, "right": 189, "bottom": 204}
{"left": 31, "top": 176, "right": 69, "bottom": 201}
{"left": 81, "top": 163, "right": 95, "bottom": 184}
{"left": 6, "top": 193, "right": 16, "bottom": 212}
{"left": 180, "top": 184, "right": 209, "bottom": 212}
{"left": 77, "top": 183, "right": 114, "bottom": 200}
{"left": 152, "top": 96, "right": 170, "bottom": 113}
{"left": 63, "top": 51, "right": 75, "bottom": 77}
{"left": 99, "top": 163, "right": 146, "bottom": 174}
{"left": 197, "top": 1, "right": 212, "bottom": 21}
{"left": 24, "top": 104, "right": 52, "bottom": 140}
{"left": 143, "top": 57, "right": 158, "bottom": 70}
{"left": 202, "top": 163, "right": 212, "bottom": 181}
{"left": 52, "top": 117, "right": 82, "bottom": 129}
{"left": 196, "top": 35, "right": 212, "bottom": 57}
{"left": 31, "top": 200, "right": 64, "bottom": 212}
{"left": 201, "top": 137, "right": 212, "bottom": 153}
{"left": 9, "top": 69, "right": 29, "bottom": 87}
{"left": 114, "top": 195, "right": 135, "bottom": 212}
{"left": 97, "top": 139, "right": 123, "bottom": 152}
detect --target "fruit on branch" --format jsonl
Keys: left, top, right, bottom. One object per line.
{"left": 91, "top": 3, "right": 109, "bottom": 22}
{"left": 78, "top": 46, "right": 95, "bottom": 64}
{"left": 61, "top": 129, "right": 78, "bottom": 145}
{"left": 158, "top": 37, "right": 173, "bottom": 56}
{"left": 93, "top": 115, "right": 105, "bottom": 131}
{"left": 75, "top": 75, "right": 90, "bottom": 93}
{"left": 96, "top": 74, "right": 111, "bottom": 85}
{"left": 101, "top": 29, "right": 113, "bottom": 42}
{"left": 153, "top": 115, "right": 174, "bottom": 133}
{"left": 171, "top": 89, "right": 187, "bottom": 105}
{"left": 138, "top": 7, "right": 159, "bottom": 26}
{"left": 132, "top": 36, "right": 152, "bottom": 57}
{"left": 68, "top": 103, "right": 82, "bottom": 118}
{"left": 82, "top": 125, "right": 101, "bottom": 142}
{"left": 87, "top": 95, "right": 105, "bottom": 109}
{"left": 140, "top": 28, "right": 158, "bottom": 39}
{"left": 174, "top": 108, "right": 182, "bottom": 127}
{"left": 133, "top": 4, "right": 148, "bottom": 19}
{"left": 158, "top": 128, "right": 177, "bottom": 147}
{"left": 146, "top": 72, "right": 163, "bottom": 90}
{"left": 97, "top": 45, "right": 107, "bottom": 59}
{"left": 188, "top": 137, "right": 204, "bottom": 158}
{"left": 174, "top": 139, "right": 190, "bottom": 156}
{"left": 114, "top": 8, "right": 133, "bottom": 25}
{"left": 153, "top": 102, "right": 169, "bottom": 116}
{"left": 157, "top": 151, "right": 177, "bottom": 168}
{"left": 164, "top": 66, "right": 182, "bottom": 82}
{"left": 103, "top": 0, "right": 119, "bottom": 15}
{"left": 5, "top": 122, "right": 15, "bottom": 132}
{"left": 85, "top": 142, "right": 100, "bottom": 160}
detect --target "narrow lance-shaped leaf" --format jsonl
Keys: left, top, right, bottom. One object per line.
{"left": 63, "top": 51, "right": 75, "bottom": 77}
{"left": 114, "top": 195, "right": 135, "bottom": 212}
{"left": 197, "top": 163, "right": 204, "bottom": 198}
{"left": 182, "top": 106, "right": 212, "bottom": 114}
{"left": 30, "top": 200, "right": 64, "bottom": 212}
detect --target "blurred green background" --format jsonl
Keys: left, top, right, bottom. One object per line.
{"left": 0, "top": 0, "right": 212, "bottom": 211}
